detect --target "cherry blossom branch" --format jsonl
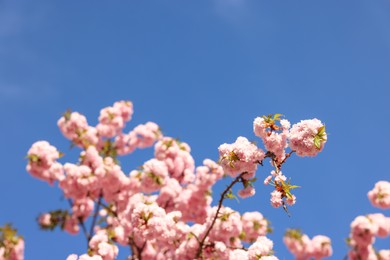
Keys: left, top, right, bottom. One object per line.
{"left": 195, "top": 172, "right": 247, "bottom": 259}
{"left": 67, "top": 199, "right": 89, "bottom": 242}
{"left": 88, "top": 192, "right": 103, "bottom": 242}
{"left": 278, "top": 150, "right": 295, "bottom": 168}
{"left": 97, "top": 201, "right": 118, "bottom": 218}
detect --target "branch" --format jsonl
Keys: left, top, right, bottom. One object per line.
{"left": 97, "top": 200, "right": 118, "bottom": 218}
{"left": 195, "top": 172, "right": 247, "bottom": 259}
{"left": 89, "top": 191, "right": 103, "bottom": 242}
{"left": 67, "top": 199, "right": 90, "bottom": 243}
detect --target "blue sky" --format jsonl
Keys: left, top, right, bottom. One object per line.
{"left": 1, "top": 0, "right": 389, "bottom": 259}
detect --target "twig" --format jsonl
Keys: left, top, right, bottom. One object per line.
{"left": 97, "top": 201, "right": 118, "bottom": 218}
{"left": 67, "top": 199, "right": 90, "bottom": 243}
{"left": 89, "top": 191, "right": 103, "bottom": 241}
{"left": 195, "top": 172, "right": 247, "bottom": 259}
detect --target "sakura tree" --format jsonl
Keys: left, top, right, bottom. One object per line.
{"left": 1, "top": 100, "right": 387, "bottom": 259}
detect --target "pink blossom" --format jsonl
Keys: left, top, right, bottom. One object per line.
{"left": 270, "top": 190, "right": 283, "bottom": 208}
{"left": 207, "top": 206, "right": 243, "bottom": 247}
{"left": 238, "top": 186, "right": 256, "bottom": 198}
{"left": 58, "top": 112, "right": 98, "bottom": 148}
{"left": 311, "top": 235, "right": 332, "bottom": 259}
{"left": 80, "top": 146, "right": 104, "bottom": 172}
{"left": 60, "top": 163, "right": 99, "bottom": 200}
{"left": 154, "top": 137, "right": 195, "bottom": 184}
{"left": 368, "top": 181, "right": 390, "bottom": 209}
{"left": 264, "top": 175, "right": 272, "bottom": 185}
{"left": 67, "top": 254, "right": 103, "bottom": 260}
{"left": 378, "top": 250, "right": 390, "bottom": 260}
{"left": 26, "top": 141, "right": 64, "bottom": 184}
{"left": 367, "top": 213, "right": 390, "bottom": 238}
{"left": 72, "top": 198, "right": 95, "bottom": 221}
{"left": 38, "top": 213, "right": 51, "bottom": 227}
{"left": 241, "top": 212, "right": 269, "bottom": 243}
{"left": 132, "top": 121, "right": 162, "bottom": 148}
{"left": 63, "top": 215, "right": 79, "bottom": 235}
{"left": 230, "top": 249, "right": 249, "bottom": 260}
{"left": 96, "top": 101, "right": 133, "bottom": 138}
{"left": 350, "top": 216, "right": 377, "bottom": 247}
{"left": 89, "top": 230, "right": 118, "bottom": 260}
{"left": 289, "top": 119, "right": 326, "bottom": 157}
{"left": 283, "top": 229, "right": 332, "bottom": 259}
{"left": 254, "top": 117, "right": 290, "bottom": 161}
{"left": 129, "top": 159, "right": 168, "bottom": 193}
{"left": 247, "top": 236, "right": 274, "bottom": 259}
{"left": 218, "top": 136, "right": 265, "bottom": 177}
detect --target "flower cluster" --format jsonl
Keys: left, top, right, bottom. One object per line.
{"left": 0, "top": 224, "right": 24, "bottom": 260}
{"left": 283, "top": 229, "right": 332, "bottom": 259}
{"left": 25, "top": 103, "right": 329, "bottom": 259}
{"left": 368, "top": 181, "right": 390, "bottom": 209}
{"left": 347, "top": 213, "right": 390, "bottom": 260}
{"left": 219, "top": 114, "right": 326, "bottom": 210}
{"left": 347, "top": 181, "right": 390, "bottom": 260}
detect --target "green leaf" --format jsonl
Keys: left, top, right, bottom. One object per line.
{"left": 317, "top": 125, "right": 326, "bottom": 136}
{"left": 63, "top": 109, "right": 72, "bottom": 121}
{"left": 273, "top": 113, "right": 283, "bottom": 121}
{"left": 27, "top": 154, "right": 39, "bottom": 163}
{"left": 314, "top": 136, "right": 321, "bottom": 149}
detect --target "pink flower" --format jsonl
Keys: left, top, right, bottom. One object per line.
{"left": 368, "top": 181, "right": 390, "bottom": 209}
{"left": 26, "top": 141, "right": 64, "bottom": 184}
{"left": 96, "top": 101, "right": 133, "bottom": 138}
{"left": 270, "top": 190, "right": 283, "bottom": 208}
{"left": 129, "top": 159, "right": 168, "bottom": 193}
{"left": 284, "top": 229, "right": 332, "bottom": 260}
{"left": 38, "top": 213, "right": 52, "bottom": 227}
{"left": 67, "top": 254, "right": 103, "bottom": 260}
{"left": 350, "top": 216, "right": 377, "bottom": 247}
{"left": 63, "top": 216, "right": 80, "bottom": 235}
{"left": 58, "top": 112, "right": 98, "bottom": 148}
{"left": 254, "top": 116, "right": 290, "bottom": 161}
{"left": 378, "top": 250, "right": 390, "bottom": 260}
{"left": 241, "top": 212, "right": 269, "bottom": 243}
{"left": 367, "top": 213, "right": 390, "bottom": 238}
{"left": 238, "top": 186, "right": 256, "bottom": 198}
{"left": 207, "top": 206, "right": 243, "bottom": 247}
{"left": 289, "top": 119, "right": 326, "bottom": 157}
{"left": 154, "top": 137, "right": 195, "bottom": 184}
{"left": 248, "top": 236, "right": 274, "bottom": 259}
{"left": 311, "top": 235, "right": 332, "bottom": 259}
{"left": 218, "top": 136, "right": 265, "bottom": 177}
{"left": 230, "top": 249, "right": 249, "bottom": 260}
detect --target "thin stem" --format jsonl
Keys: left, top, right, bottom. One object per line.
{"left": 195, "top": 172, "right": 247, "bottom": 259}
{"left": 97, "top": 201, "right": 118, "bottom": 218}
{"left": 278, "top": 150, "right": 295, "bottom": 168}
{"left": 67, "top": 199, "right": 90, "bottom": 243}
{"left": 89, "top": 191, "right": 103, "bottom": 241}
{"left": 128, "top": 237, "right": 142, "bottom": 260}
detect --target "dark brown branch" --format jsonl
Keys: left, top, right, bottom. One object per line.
{"left": 97, "top": 201, "right": 118, "bottom": 218}
{"left": 195, "top": 172, "right": 247, "bottom": 259}
{"left": 89, "top": 191, "right": 103, "bottom": 241}
{"left": 278, "top": 150, "right": 295, "bottom": 168}
{"left": 67, "top": 199, "right": 90, "bottom": 243}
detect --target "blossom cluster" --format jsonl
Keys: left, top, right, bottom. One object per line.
{"left": 283, "top": 229, "right": 332, "bottom": 259}
{"left": 0, "top": 224, "right": 24, "bottom": 260}
{"left": 26, "top": 101, "right": 284, "bottom": 259}
{"left": 347, "top": 181, "right": 390, "bottom": 260}
{"left": 368, "top": 181, "right": 390, "bottom": 210}
{"left": 25, "top": 102, "right": 330, "bottom": 259}
{"left": 219, "top": 114, "right": 327, "bottom": 210}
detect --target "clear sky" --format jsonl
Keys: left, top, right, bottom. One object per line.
{"left": 1, "top": 0, "right": 389, "bottom": 259}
